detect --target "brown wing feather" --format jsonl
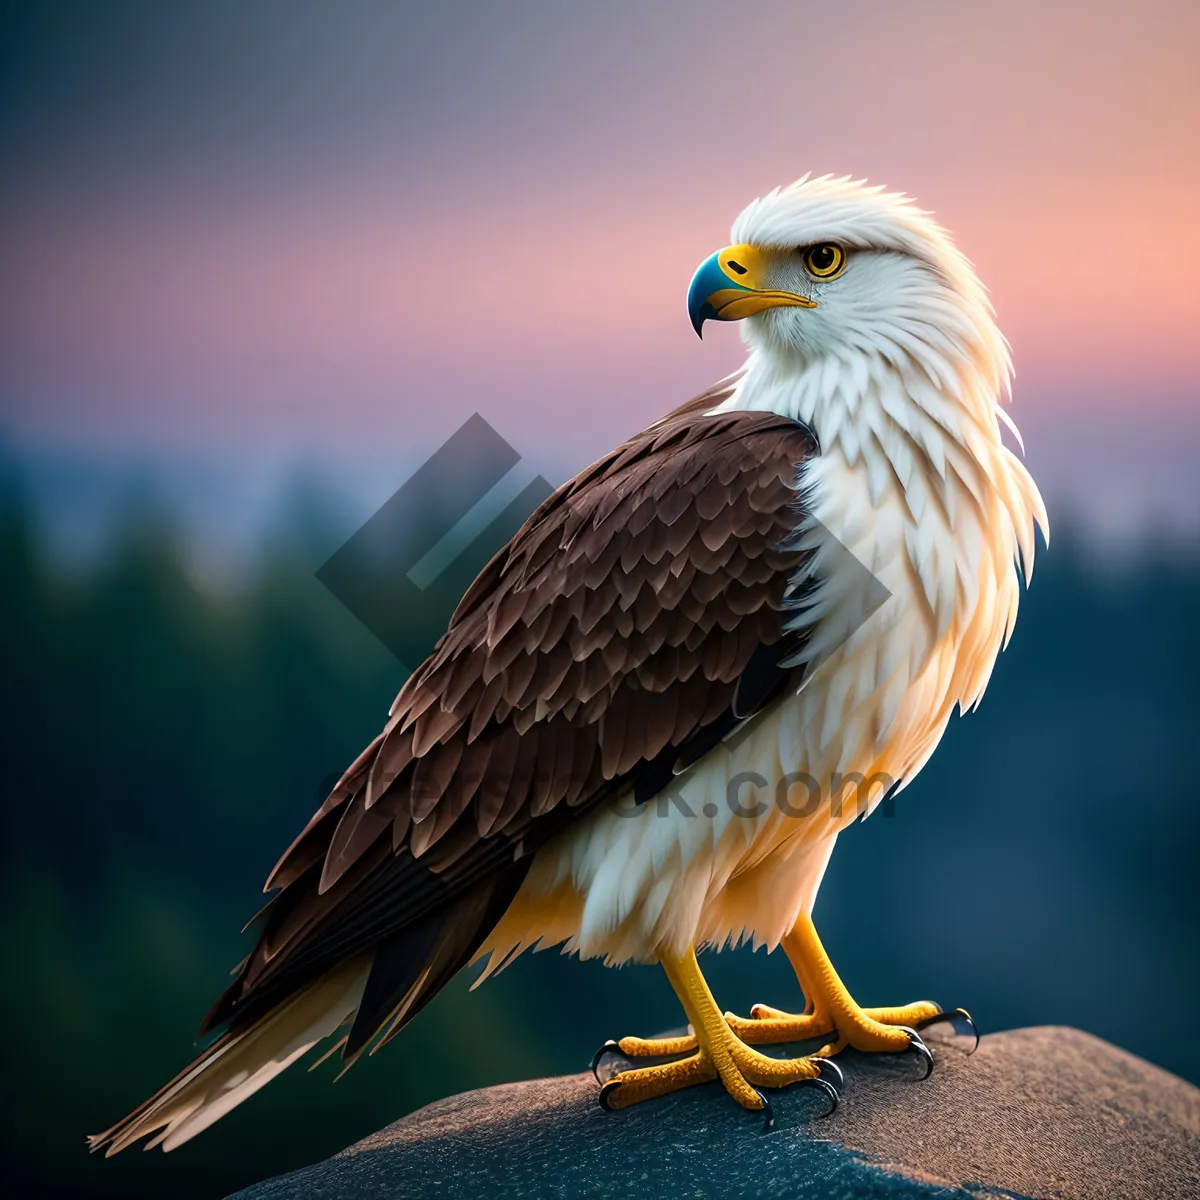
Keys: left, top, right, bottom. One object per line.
{"left": 200, "top": 388, "right": 818, "bottom": 1039}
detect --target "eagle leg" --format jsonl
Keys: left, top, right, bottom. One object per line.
{"left": 597, "top": 945, "right": 836, "bottom": 1120}
{"left": 725, "top": 912, "right": 940, "bottom": 1068}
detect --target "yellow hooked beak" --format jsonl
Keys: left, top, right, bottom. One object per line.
{"left": 687, "top": 244, "right": 817, "bottom": 336}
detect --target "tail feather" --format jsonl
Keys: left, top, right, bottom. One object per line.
{"left": 88, "top": 870, "right": 528, "bottom": 1154}
{"left": 88, "top": 958, "right": 368, "bottom": 1156}
{"left": 343, "top": 869, "right": 524, "bottom": 1060}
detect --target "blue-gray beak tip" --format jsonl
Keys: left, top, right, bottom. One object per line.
{"left": 687, "top": 249, "right": 735, "bottom": 340}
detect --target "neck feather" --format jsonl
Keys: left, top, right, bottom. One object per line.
{"left": 722, "top": 344, "right": 1045, "bottom": 581}
{"left": 716, "top": 344, "right": 1048, "bottom": 715}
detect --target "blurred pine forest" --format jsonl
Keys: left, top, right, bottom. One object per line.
{"left": 2, "top": 461, "right": 1198, "bottom": 1199}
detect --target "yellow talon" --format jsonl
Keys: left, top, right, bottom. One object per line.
{"left": 617, "top": 1031, "right": 698, "bottom": 1058}
{"left": 599, "top": 945, "right": 827, "bottom": 1116}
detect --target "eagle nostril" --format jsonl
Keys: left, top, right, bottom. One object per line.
{"left": 727, "top": 261, "right": 748, "bottom": 275}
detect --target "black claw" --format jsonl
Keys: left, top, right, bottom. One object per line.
{"left": 801, "top": 1076, "right": 839, "bottom": 1118}
{"left": 955, "top": 1008, "right": 980, "bottom": 1055}
{"left": 816, "top": 1057, "right": 843, "bottom": 1089}
{"left": 597, "top": 1079, "right": 623, "bottom": 1112}
{"left": 752, "top": 1087, "right": 775, "bottom": 1131}
{"left": 898, "top": 1026, "right": 934, "bottom": 1079}
{"left": 590, "top": 1039, "right": 622, "bottom": 1083}
{"left": 916, "top": 1007, "right": 980, "bottom": 1055}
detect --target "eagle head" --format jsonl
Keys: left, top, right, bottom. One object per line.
{"left": 687, "top": 174, "right": 1008, "bottom": 398}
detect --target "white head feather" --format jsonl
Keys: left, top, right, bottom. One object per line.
{"left": 731, "top": 174, "right": 1011, "bottom": 412}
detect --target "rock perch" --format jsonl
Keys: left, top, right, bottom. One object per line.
{"left": 231, "top": 1026, "right": 1200, "bottom": 1199}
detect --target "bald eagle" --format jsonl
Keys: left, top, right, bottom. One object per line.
{"left": 92, "top": 175, "right": 1046, "bottom": 1152}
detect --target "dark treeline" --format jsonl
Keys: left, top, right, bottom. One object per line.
{"left": 2, "top": 469, "right": 1197, "bottom": 1199}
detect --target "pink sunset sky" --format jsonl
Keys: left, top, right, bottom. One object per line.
{"left": 1, "top": 0, "right": 1197, "bottom": 542}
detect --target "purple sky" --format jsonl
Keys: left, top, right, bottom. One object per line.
{"left": 2, "top": 0, "right": 1198, "bottom": 546}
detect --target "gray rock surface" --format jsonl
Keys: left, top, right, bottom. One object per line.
{"left": 231, "top": 1025, "right": 1200, "bottom": 1199}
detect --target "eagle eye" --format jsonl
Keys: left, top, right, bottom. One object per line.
{"left": 801, "top": 243, "right": 846, "bottom": 281}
